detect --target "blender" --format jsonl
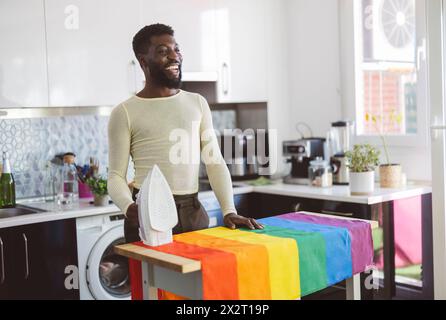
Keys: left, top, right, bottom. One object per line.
{"left": 327, "top": 121, "right": 354, "bottom": 185}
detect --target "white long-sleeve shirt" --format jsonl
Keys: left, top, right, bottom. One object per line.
{"left": 107, "top": 89, "right": 237, "bottom": 217}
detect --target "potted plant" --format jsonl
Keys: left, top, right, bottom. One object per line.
{"left": 365, "top": 112, "right": 403, "bottom": 188}
{"left": 345, "top": 144, "right": 380, "bottom": 195}
{"left": 86, "top": 176, "right": 109, "bottom": 206}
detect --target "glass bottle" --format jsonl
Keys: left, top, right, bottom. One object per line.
{"left": 61, "top": 153, "right": 78, "bottom": 205}
{"left": 44, "top": 161, "right": 56, "bottom": 202}
{"left": 0, "top": 152, "right": 16, "bottom": 208}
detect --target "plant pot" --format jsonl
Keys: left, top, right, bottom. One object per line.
{"left": 349, "top": 171, "right": 375, "bottom": 195}
{"left": 379, "top": 164, "right": 402, "bottom": 188}
{"left": 93, "top": 194, "right": 109, "bottom": 206}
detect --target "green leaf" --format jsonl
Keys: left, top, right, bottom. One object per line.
{"left": 86, "top": 176, "right": 108, "bottom": 196}
{"left": 345, "top": 144, "right": 380, "bottom": 172}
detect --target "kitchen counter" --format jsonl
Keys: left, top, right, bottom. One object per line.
{"left": 252, "top": 181, "right": 432, "bottom": 205}
{"left": 0, "top": 180, "right": 431, "bottom": 229}
{"left": 0, "top": 185, "right": 254, "bottom": 229}
{"left": 0, "top": 198, "right": 120, "bottom": 229}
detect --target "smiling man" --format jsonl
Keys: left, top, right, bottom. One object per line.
{"left": 108, "top": 24, "right": 263, "bottom": 243}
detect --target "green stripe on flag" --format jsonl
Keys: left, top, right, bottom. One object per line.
{"left": 249, "top": 225, "right": 327, "bottom": 296}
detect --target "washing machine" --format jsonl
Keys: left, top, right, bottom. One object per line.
{"left": 76, "top": 212, "right": 131, "bottom": 300}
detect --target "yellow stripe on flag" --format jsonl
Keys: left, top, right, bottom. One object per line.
{"left": 196, "top": 227, "right": 301, "bottom": 299}
{"left": 175, "top": 231, "right": 271, "bottom": 299}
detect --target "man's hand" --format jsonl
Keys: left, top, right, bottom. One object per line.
{"left": 126, "top": 203, "right": 139, "bottom": 227}
{"left": 224, "top": 213, "right": 264, "bottom": 230}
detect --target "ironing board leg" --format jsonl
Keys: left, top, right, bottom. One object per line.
{"left": 346, "top": 273, "right": 361, "bottom": 300}
{"left": 141, "top": 261, "right": 158, "bottom": 300}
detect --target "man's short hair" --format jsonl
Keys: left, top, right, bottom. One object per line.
{"left": 132, "top": 23, "right": 175, "bottom": 57}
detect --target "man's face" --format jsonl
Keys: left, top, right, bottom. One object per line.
{"left": 139, "top": 34, "right": 183, "bottom": 89}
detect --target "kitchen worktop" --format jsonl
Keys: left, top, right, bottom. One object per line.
{"left": 252, "top": 181, "right": 432, "bottom": 205}
{"left": 0, "top": 185, "right": 253, "bottom": 229}
{"left": 0, "top": 180, "right": 431, "bottom": 229}
{"left": 0, "top": 198, "right": 120, "bottom": 229}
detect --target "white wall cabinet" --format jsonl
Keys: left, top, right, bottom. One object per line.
{"left": 0, "top": 0, "right": 269, "bottom": 108}
{"left": 214, "top": 0, "right": 268, "bottom": 103}
{"left": 140, "top": 0, "right": 217, "bottom": 75}
{"left": 45, "top": 0, "right": 141, "bottom": 107}
{"left": 0, "top": 0, "right": 49, "bottom": 108}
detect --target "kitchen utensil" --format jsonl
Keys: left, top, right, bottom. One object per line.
{"left": 308, "top": 157, "right": 333, "bottom": 187}
{"left": 89, "top": 157, "right": 99, "bottom": 177}
{"left": 75, "top": 164, "right": 86, "bottom": 183}
{"left": 217, "top": 132, "right": 264, "bottom": 180}
{"left": 137, "top": 165, "right": 178, "bottom": 246}
{"left": 283, "top": 138, "right": 326, "bottom": 185}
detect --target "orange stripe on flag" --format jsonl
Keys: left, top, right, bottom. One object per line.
{"left": 134, "top": 241, "right": 239, "bottom": 300}
{"left": 196, "top": 227, "right": 301, "bottom": 299}
{"left": 175, "top": 232, "right": 272, "bottom": 299}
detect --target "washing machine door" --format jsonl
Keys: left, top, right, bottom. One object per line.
{"left": 86, "top": 225, "right": 131, "bottom": 300}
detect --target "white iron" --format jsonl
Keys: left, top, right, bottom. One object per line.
{"left": 137, "top": 165, "right": 178, "bottom": 246}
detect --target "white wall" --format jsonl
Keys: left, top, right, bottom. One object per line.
{"left": 264, "top": 0, "right": 295, "bottom": 176}
{"left": 264, "top": 0, "right": 343, "bottom": 177}
{"left": 284, "top": 0, "right": 343, "bottom": 139}
{"left": 378, "top": 146, "right": 431, "bottom": 181}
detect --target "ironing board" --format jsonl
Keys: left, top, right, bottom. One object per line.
{"left": 115, "top": 212, "right": 378, "bottom": 300}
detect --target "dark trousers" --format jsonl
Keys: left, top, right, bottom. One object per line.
{"left": 124, "top": 188, "right": 209, "bottom": 243}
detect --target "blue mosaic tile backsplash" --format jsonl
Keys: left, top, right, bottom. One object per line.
{"left": 0, "top": 110, "right": 235, "bottom": 199}
{"left": 0, "top": 115, "right": 109, "bottom": 199}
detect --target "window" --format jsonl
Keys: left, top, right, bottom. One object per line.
{"left": 352, "top": 0, "right": 426, "bottom": 140}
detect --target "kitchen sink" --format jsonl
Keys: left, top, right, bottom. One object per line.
{"left": 0, "top": 204, "right": 47, "bottom": 219}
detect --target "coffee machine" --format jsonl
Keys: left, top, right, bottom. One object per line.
{"left": 327, "top": 121, "right": 354, "bottom": 185}
{"left": 283, "top": 138, "right": 325, "bottom": 185}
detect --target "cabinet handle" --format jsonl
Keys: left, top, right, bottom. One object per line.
{"left": 222, "top": 62, "right": 229, "bottom": 95}
{"left": 321, "top": 210, "right": 354, "bottom": 217}
{"left": 22, "top": 233, "right": 29, "bottom": 280}
{"left": 292, "top": 203, "right": 301, "bottom": 212}
{"left": 0, "top": 237, "right": 5, "bottom": 285}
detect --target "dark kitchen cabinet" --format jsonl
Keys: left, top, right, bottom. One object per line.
{"left": 246, "top": 193, "right": 371, "bottom": 220}
{"left": 0, "top": 219, "right": 79, "bottom": 299}
{"left": 202, "top": 193, "right": 252, "bottom": 227}
{"left": 0, "top": 228, "right": 13, "bottom": 299}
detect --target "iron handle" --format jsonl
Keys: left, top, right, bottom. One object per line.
{"left": 321, "top": 210, "right": 354, "bottom": 217}
{"left": 0, "top": 237, "right": 4, "bottom": 285}
{"left": 22, "top": 233, "right": 29, "bottom": 280}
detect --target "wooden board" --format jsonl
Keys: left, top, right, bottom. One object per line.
{"left": 114, "top": 243, "right": 201, "bottom": 274}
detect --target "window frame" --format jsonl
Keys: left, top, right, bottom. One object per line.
{"left": 340, "top": 0, "right": 429, "bottom": 149}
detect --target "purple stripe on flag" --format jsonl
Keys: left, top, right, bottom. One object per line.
{"left": 279, "top": 212, "right": 374, "bottom": 274}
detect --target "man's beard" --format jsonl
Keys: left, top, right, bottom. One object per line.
{"left": 148, "top": 61, "right": 182, "bottom": 89}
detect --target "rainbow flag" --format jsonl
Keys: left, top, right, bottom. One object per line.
{"left": 129, "top": 212, "right": 374, "bottom": 300}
